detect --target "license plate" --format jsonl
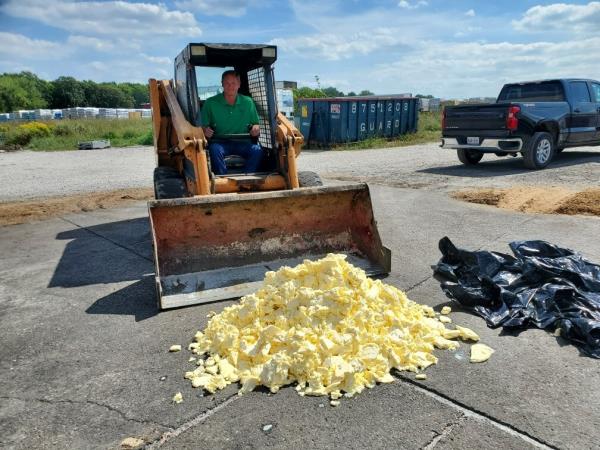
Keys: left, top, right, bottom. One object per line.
{"left": 467, "top": 137, "right": 480, "bottom": 145}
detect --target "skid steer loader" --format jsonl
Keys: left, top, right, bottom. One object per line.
{"left": 148, "top": 43, "right": 390, "bottom": 309}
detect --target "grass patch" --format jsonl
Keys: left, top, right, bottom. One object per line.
{"left": 329, "top": 111, "right": 441, "bottom": 150}
{"left": 0, "top": 118, "right": 153, "bottom": 151}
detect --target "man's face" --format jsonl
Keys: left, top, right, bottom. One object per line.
{"left": 222, "top": 74, "right": 240, "bottom": 97}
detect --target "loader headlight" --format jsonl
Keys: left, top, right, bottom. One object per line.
{"left": 262, "top": 47, "right": 276, "bottom": 58}
{"left": 191, "top": 45, "right": 206, "bottom": 56}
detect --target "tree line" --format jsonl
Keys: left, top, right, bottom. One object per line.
{"left": 0, "top": 72, "right": 150, "bottom": 113}
{"left": 293, "top": 86, "right": 375, "bottom": 100}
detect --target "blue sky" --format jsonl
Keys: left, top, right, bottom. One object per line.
{"left": 1, "top": 0, "right": 599, "bottom": 98}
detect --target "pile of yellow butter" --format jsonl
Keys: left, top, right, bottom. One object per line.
{"left": 185, "top": 254, "right": 484, "bottom": 400}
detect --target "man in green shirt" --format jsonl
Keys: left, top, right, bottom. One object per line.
{"left": 200, "top": 70, "right": 262, "bottom": 174}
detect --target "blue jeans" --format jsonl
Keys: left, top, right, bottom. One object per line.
{"left": 208, "top": 140, "right": 262, "bottom": 175}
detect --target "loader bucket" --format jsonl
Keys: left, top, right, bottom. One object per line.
{"left": 148, "top": 184, "right": 391, "bottom": 309}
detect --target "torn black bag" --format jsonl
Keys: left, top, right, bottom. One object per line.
{"left": 433, "top": 237, "right": 600, "bottom": 358}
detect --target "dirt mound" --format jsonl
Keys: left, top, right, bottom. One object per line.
{"left": 0, "top": 188, "right": 153, "bottom": 226}
{"left": 453, "top": 186, "right": 600, "bottom": 217}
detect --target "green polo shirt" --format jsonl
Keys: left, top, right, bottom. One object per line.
{"left": 200, "top": 93, "right": 260, "bottom": 135}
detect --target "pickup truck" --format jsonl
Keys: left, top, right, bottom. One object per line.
{"left": 441, "top": 79, "right": 600, "bottom": 169}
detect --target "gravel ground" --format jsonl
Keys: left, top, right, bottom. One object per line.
{"left": 299, "top": 143, "right": 600, "bottom": 192}
{"left": 0, "top": 147, "right": 156, "bottom": 201}
{"left": 1, "top": 143, "right": 598, "bottom": 201}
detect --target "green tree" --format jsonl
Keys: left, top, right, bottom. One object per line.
{"left": 96, "top": 82, "right": 134, "bottom": 108}
{"left": 293, "top": 87, "right": 327, "bottom": 100}
{"left": 119, "top": 82, "right": 149, "bottom": 107}
{"left": 347, "top": 91, "right": 357, "bottom": 97}
{"left": 322, "top": 86, "right": 344, "bottom": 97}
{"left": 0, "top": 72, "right": 51, "bottom": 112}
{"left": 51, "top": 76, "right": 85, "bottom": 108}
{"left": 359, "top": 90, "right": 374, "bottom": 96}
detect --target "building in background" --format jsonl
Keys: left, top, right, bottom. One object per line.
{"left": 276, "top": 81, "right": 297, "bottom": 119}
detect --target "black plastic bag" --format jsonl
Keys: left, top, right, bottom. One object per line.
{"left": 433, "top": 237, "right": 600, "bottom": 358}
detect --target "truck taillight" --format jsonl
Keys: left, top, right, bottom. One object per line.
{"left": 506, "top": 105, "right": 520, "bottom": 131}
{"left": 442, "top": 108, "right": 446, "bottom": 129}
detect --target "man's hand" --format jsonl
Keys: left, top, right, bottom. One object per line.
{"left": 250, "top": 125, "right": 260, "bottom": 137}
{"left": 202, "top": 127, "right": 214, "bottom": 139}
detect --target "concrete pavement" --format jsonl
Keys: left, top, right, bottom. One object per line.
{"left": 1, "top": 185, "right": 599, "bottom": 449}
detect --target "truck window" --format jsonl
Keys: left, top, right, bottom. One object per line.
{"left": 590, "top": 83, "right": 600, "bottom": 102}
{"left": 569, "top": 81, "right": 591, "bottom": 103}
{"left": 497, "top": 82, "right": 565, "bottom": 102}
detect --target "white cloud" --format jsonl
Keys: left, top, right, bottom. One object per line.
{"left": 398, "top": 0, "right": 428, "bottom": 10}
{"left": 174, "top": 0, "right": 249, "bottom": 17}
{"left": 78, "top": 58, "right": 170, "bottom": 82}
{"left": 371, "top": 37, "right": 600, "bottom": 98}
{"left": 67, "top": 36, "right": 115, "bottom": 52}
{"left": 454, "top": 26, "right": 482, "bottom": 38}
{"left": 0, "top": 32, "right": 68, "bottom": 60}
{"left": 142, "top": 54, "right": 171, "bottom": 65}
{"left": 465, "top": 9, "right": 475, "bottom": 17}
{"left": 513, "top": 1, "right": 600, "bottom": 33}
{"left": 88, "top": 61, "right": 109, "bottom": 72}
{"left": 0, "top": 0, "right": 202, "bottom": 37}
{"left": 271, "top": 28, "right": 407, "bottom": 61}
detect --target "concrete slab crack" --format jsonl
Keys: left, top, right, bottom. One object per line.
{"left": 394, "top": 378, "right": 557, "bottom": 450}
{"left": 0, "top": 395, "right": 170, "bottom": 429}
{"left": 405, "top": 275, "right": 433, "bottom": 293}
{"left": 421, "top": 414, "right": 466, "bottom": 450}
{"left": 59, "top": 217, "right": 153, "bottom": 263}
{"left": 145, "top": 393, "right": 239, "bottom": 449}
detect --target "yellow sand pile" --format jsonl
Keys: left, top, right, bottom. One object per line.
{"left": 186, "top": 254, "right": 480, "bottom": 400}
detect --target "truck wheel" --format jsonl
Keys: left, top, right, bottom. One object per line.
{"left": 457, "top": 148, "right": 483, "bottom": 165}
{"left": 523, "top": 132, "right": 554, "bottom": 169}
{"left": 298, "top": 171, "right": 323, "bottom": 187}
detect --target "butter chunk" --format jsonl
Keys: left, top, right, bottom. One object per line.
{"left": 169, "top": 345, "right": 181, "bottom": 352}
{"left": 440, "top": 306, "right": 452, "bottom": 315}
{"left": 172, "top": 392, "right": 183, "bottom": 403}
{"left": 456, "top": 326, "right": 480, "bottom": 342}
{"left": 470, "top": 343, "right": 494, "bottom": 363}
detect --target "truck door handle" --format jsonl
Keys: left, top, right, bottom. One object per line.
{"left": 574, "top": 108, "right": 581, "bottom": 113}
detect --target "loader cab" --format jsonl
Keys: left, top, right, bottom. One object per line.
{"left": 174, "top": 43, "right": 279, "bottom": 173}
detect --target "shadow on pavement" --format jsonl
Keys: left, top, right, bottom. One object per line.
{"left": 48, "top": 217, "right": 159, "bottom": 321}
{"left": 419, "top": 150, "right": 600, "bottom": 178}
{"left": 48, "top": 217, "right": 152, "bottom": 288}
{"left": 86, "top": 275, "right": 159, "bottom": 321}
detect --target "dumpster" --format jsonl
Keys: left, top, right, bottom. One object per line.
{"left": 297, "top": 95, "right": 419, "bottom": 148}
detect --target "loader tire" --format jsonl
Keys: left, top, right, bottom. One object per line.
{"left": 153, "top": 167, "right": 187, "bottom": 199}
{"left": 298, "top": 171, "right": 323, "bottom": 187}
{"left": 154, "top": 166, "right": 180, "bottom": 179}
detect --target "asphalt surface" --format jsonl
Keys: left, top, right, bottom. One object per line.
{"left": 1, "top": 143, "right": 599, "bottom": 449}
